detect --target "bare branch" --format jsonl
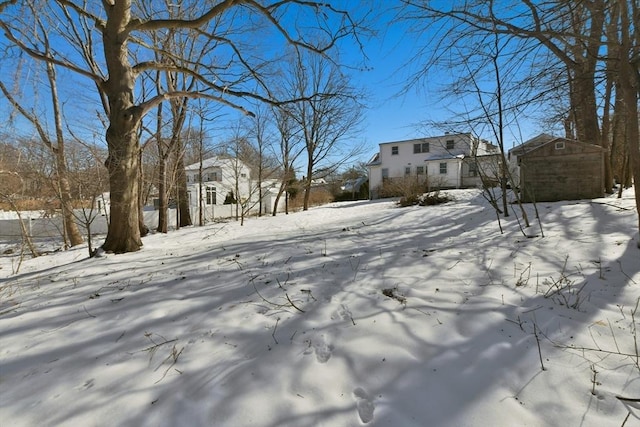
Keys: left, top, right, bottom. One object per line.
{"left": 0, "top": 21, "right": 105, "bottom": 86}
{"left": 128, "top": 0, "right": 240, "bottom": 33}
{"left": 0, "top": 81, "right": 53, "bottom": 151}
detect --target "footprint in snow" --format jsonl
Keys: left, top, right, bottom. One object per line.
{"left": 313, "top": 334, "right": 334, "bottom": 363}
{"left": 304, "top": 334, "right": 333, "bottom": 363}
{"left": 353, "top": 387, "right": 375, "bottom": 423}
{"left": 331, "top": 304, "right": 354, "bottom": 324}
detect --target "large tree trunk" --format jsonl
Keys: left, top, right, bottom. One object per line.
{"left": 176, "top": 146, "right": 192, "bottom": 227}
{"left": 618, "top": 0, "right": 640, "bottom": 248}
{"left": 571, "top": 68, "right": 613, "bottom": 191}
{"left": 157, "top": 157, "right": 168, "bottom": 233}
{"left": 103, "top": 125, "right": 142, "bottom": 253}
{"left": 101, "top": 2, "right": 143, "bottom": 253}
{"left": 303, "top": 160, "right": 313, "bottom": 211}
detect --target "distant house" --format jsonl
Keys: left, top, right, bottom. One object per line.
{"left": 337, "top": 176, "right": 368, "bottom": 200}
{"left": 508, "top": 134, "right": 605, "bottom": 202}
{"left": 185, "top": 157, "right": 285, "bottom": 219}
{"left": 184, "top": 156, "right": 252, "bottom": 217}
{"left": 367, "top": 132, "right": 500, "bottom": 199}
{"left": 341, "top": 177, "right": 368, "bottom": 194}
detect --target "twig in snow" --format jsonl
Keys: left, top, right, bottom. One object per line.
{"left": 285, "top": 293, "right": 305, "bottom": 313}
{"left": 533, "top": 323, "right": 546, "bottom": 371}
{"left": 154, "top": 344, "right": 184, "bottom": 384}
{"left": 82, "top": 305, "right": 96, "bottom": 318}
{"left": 141, "top": 333, "right": 178, "bottom": 359}
{"left": 272, "top": 318, "right": 280, "bottom": 344}
{"left": 590, "top": 364, "right": 600, "bottom": 395}
{"left": 506, "top": 316, "right": 525, "bottom": 332}
{"left": 617, "top": 260, "right": 637, "bottom": 284}
{"left": 632, "top": 298, "right": 640, "bottom": 371}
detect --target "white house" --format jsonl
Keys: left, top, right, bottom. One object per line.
{"left": 367, "top": 132, "right": 500, "bottom": 199}
{"left": 185, "top": 156, "right": 253, "bottom": 218}
{"left": 185, "top": 156, "right": 286, "bottom": 219}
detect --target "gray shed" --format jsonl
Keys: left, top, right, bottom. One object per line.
{"left": 510, "top": 135, "right": 605, "bottom": 202}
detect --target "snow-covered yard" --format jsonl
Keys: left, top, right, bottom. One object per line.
{"left": 1, "top": 189, "right": 639, "bottom": 426}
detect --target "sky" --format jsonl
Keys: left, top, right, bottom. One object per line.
{"left": 1, "top": 188, "right": 639, "bottom": 426}
{"left": 349, "top": 6, "right": 546, "bottom": 158}
{"left": 0, "top": 1, "right": 547, "bottom": 165}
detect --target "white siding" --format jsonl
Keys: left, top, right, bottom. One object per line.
{"left": 368, "top": 133, "right": 496, "bottom": 197}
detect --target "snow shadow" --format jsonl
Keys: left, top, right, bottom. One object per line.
{"left": 1, "top": 191, "right": 638, "bottom": 426}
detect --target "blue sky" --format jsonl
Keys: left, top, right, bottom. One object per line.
{"left": 342, "top": 6, "right": 545, "bottom": 161}
{"left": 0, "top": 1, "right": 547, "bottom": 163}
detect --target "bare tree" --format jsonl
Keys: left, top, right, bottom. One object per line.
{"left": 242, "top": 104, "right": 282, "bottom": 216}
{"left": 282, "top": 51, "right": 365, "bottom": 210}
{"left": 399, "top": 0, "right": 639, "bottom": 245}
{"left": 1, "top": 1, "right": 363, "bottom": 253}
{"left": 270, "top": 104, "right": 305, "bottom": 216}
{"left": 66, "top": 140, "right": 109, "bottom": 256}
{"left": 0, "top": 166, "right": 39, "bottom": 261}
{"left": 614, "top": 0, "right": 640, "bottom": 246}
{"left": 0, "top": 11, "right": 84, "bottom": 247}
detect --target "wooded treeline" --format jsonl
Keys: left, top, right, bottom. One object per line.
{"left": 1, "top": 0, "right": 639, "bottom": 253}
{"left": 0, "top": 0, "right": 368, "bottom": 253}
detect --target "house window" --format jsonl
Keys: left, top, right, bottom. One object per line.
{"left": 381, "top": 168, "right": 389, "bottom": 180}
{"left": 405, "top": 166, "right": 411, "bottom": 176}
{"left": 206, "top": 186, "right": 217, "bottom": 205}
{"left": 241, "top": 173, "right": 247, "bottom": 178}
{"left": 413, "top": 142, "right": 430, "bottom": 153}
{"left": 212, "top": 171, "right": 220, "bottom": 181}
{"left": 439, "top": 163, "right": 447, "bottom": 174}
{"left": 555, "top": 141, "right": 565, "bottom": 150}
{"left": 446, "top": 140, "right": 455, "bottom": 150}
{"left": 416, "top": 166, "right": 424, "bottom": 175}
{"left": 468, "top": 162, "right": 478, "bottom": 177}
{"left": 391, "top": 146, "right": 399, "bottom": 155}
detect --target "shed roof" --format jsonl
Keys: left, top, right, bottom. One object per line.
{"left": 508, "top": 133, "right": 556, "bottom": 156}
{"left": 509, "top": 134, "right": 603, "bottom": 157}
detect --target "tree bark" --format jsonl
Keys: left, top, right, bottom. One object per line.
{"left": 45, "top": 60, "right": 84, "bottom": 247}
{"left": 101, "top": 1, "right": 143, "bottom": 253}
{"left": 618, "top": 0, "right": 640, "bottom": 248}
{"left": 175, "top": 143, "right": 192, "bottom": 227}
{"left": 303, "top": 158, "right": 313, "bottom": 211}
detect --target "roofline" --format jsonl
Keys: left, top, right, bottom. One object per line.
{"left": 377, "top": 132, "right": 475, "bottom": 146}
{"left": 509, "top": 136, "right": 605, "bottom": 156}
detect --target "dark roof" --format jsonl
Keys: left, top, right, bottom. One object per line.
{"left": 509, "top": 134, "right": 604, "bottom": 157}
{"left": 508, "top": 133, "right": 556, "bottom": 156}
{"left": 366, "top": 152, "right": 381, "bottom": 166}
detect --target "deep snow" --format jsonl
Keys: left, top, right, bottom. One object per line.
{"left": 1, "top": 189, "right": 639, "bottom": 427}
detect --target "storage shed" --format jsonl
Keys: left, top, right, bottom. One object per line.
{"left": 509, "top": 135, "right": 605, "bottom": 202}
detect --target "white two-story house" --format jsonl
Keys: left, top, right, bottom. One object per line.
{"left": 367, "top": 132, "right": 500, "bottom": 199}
{"left": 185, "top": 156, "right": 253, "bottom": 216}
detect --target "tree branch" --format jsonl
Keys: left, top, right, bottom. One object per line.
{"left": 127, "top": 0, "right": 241, "bottom": 33}
{"left": 0, "top": 21, "right": 105, "bottom": 86}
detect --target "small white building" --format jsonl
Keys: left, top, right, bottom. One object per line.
{"left": 367, "top": 133, "right": 499, "bottom": 199}
{"left": 185, "top": 157, "right": 286, "bottom": 219}
{"left": 185, "top": 156, "right": 253, "bottom": 218}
